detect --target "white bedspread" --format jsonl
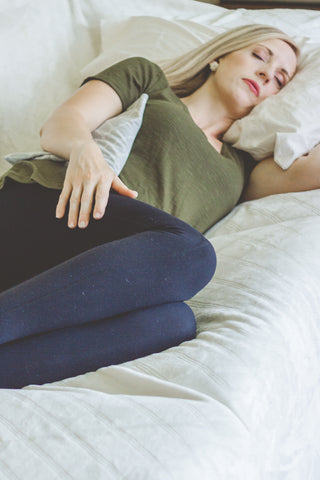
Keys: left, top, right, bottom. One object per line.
{"left": 1, "top": 190, "right": 319, "bottom": 479}
{"left": 1, "top": 1, "right": 320, "bottom": 479}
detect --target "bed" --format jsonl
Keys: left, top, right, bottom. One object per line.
{"left": 1, "top": 0, "right": 320, "bottom": 478}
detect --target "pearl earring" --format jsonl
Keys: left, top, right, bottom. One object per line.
{"left": 209, "top": 60, "right": 219, "bottom": 72}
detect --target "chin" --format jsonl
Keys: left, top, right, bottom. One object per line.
{"left": 243, "top": 105, "right": 255, "bottom": 116}
{"left": 232, "top": 104, "right": 254, "bottom": 120}
{"left": 229, "top": 91, "right": 256, "bottom": 118}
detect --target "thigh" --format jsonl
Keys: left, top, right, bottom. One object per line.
{"left": 0, "top": 180, "right": 207, "bottom": 291}
{"left": 1, "top": 181, "right": 215, "bottom": 344}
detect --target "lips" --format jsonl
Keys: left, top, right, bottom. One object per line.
{"left": 243, "top": 79, "right": 260, "bottom": 97}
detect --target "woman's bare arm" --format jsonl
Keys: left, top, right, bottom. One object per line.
{"left": 242, "top": 144, "right": 320, "bottom": 202}
{"left": 40, "top": 80, "right": 122, "bottom": 158}
{"left": 40, "top": 81, "right": 137, "bottom": 229}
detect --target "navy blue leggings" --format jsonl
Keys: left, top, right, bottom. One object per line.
{"left": 0, "top": 180, "right": 216, "bottom": 388}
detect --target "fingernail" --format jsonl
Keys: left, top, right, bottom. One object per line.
{"left": 79, "top": 221, "right": 86, "bottom": 228}
{"left": 94, "top": 212, "right": 102, "bottom": 219}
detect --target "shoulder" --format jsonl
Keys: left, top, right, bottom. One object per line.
{"left": 82, "top": 57, "right": 168, "bottom": 110}
{"left": 86, "top": 57, "right": 166, "bottom": 86}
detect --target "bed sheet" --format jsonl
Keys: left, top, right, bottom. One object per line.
{"left": 1, "top": 1, "right": 320, "bottom": 479}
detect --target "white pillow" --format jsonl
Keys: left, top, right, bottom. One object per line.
{"left": 0, "top": 0, "right": 95, "bottom": 159}
{"left": 92, "top": 94, "right": 148, "bottom": 175}
{"left": 81, "top": 12, "right": 320, "bottom": 169}
{"left": 81, "top": 16, "right": 215, "bottom": 76}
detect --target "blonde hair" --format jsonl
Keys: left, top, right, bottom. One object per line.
{"left": 158, "top": 24, "right": 299, "bottom": 97}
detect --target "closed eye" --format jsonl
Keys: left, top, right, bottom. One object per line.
{"left": 275, "top": 74, "right": 285, "bottom": 89}
{"left": 252, "top": 52, "right": 263, "bottom": 61}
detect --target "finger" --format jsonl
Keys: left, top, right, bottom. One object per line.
{"left": 67, "top": 186, "right": 82, "bottom": 228}
{"left": 78, "top": 184, "right": 96, "bottom": 228}
{"left": 93, "top": 180, "right": 111, "bottom": 220}
{"left": 111, "top": 176, "right": 138, "bottom": 198}
{"left": 56, "top": 182, "right": 72, "bottom": 219}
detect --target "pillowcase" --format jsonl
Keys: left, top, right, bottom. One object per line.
{"left": 92, "top": 93, "right": 148, "bottom": 175}
{"left": 81, "top": 16, "right": 216, "bottom": 76}
{"left": 81, "top": 12, "right": 320, "bottom": 169}
{"left": 0, "top": 0, "right": 96, "bottom": 159}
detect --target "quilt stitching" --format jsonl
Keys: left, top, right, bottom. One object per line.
{"left": 74, "top": 394, "right": 176, "bottom": 479}
{"left": 0, "top": 395, "right": 73, "bottom": 479}
{"left": 0, "top": 457, "right": 20, "bottom": 480}
{"left": 8, "top": 391, "right": 121, "bottom": 478}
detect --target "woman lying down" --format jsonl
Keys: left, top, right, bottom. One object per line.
{"left": 0, "top": 25, "right": 319, "bottom": 389}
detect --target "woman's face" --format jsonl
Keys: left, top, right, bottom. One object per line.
{"left": 213, "top": 38, "right": 297, "bottom": 118}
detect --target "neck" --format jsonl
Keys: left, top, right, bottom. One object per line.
{"left": 180, "top": 75, "right": 237, "bottom": 141}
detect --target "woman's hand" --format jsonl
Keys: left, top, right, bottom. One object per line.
{"left": 55, "top": 140, "right": 138, "bottom": 228}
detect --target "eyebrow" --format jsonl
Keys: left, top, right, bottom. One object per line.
{"left": 256, "top": 44, "right": 292, "bottom": 80}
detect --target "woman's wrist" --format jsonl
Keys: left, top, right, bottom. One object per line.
{"left": 68, "top": 138, "right": 97, "bottom": 157}
{"left": 40, "top": 108, "right": 95, "bottom": 160}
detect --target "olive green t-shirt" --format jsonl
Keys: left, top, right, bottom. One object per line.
{"left": 1, "top": 57, "right": 255, "bottom": 233}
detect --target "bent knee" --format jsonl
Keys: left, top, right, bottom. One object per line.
{"left": 188, "top": 235, "right": 216, "bottom": 296}
{"left": 172, "top": 228, "right": 216, "bottom": 300}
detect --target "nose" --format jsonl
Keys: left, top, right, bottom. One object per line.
{"left": 257, "top": 69, "right": 271, "bottom": 84}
